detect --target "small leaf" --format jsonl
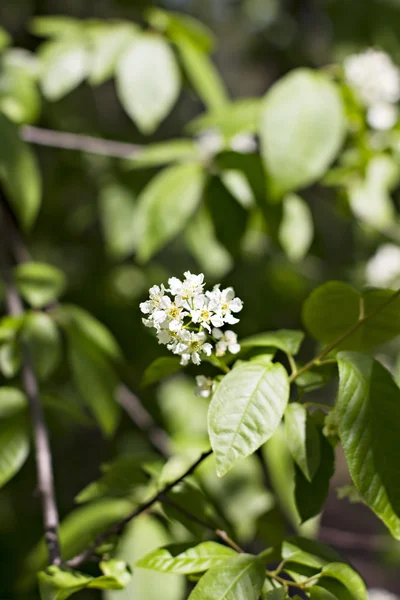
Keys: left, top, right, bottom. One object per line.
{"left": 0, "top": 113, "right": 41, "bottom": 229}
{"left": 260, "top": 69, "right": 345, "bottom": 199}
{"left": 209, "top": 362, "right": 290, "bottom": 477}
{"left": 175, "top": 36, "right": 228, "bottom": 112}
{"left": 0, "top": 416, "right": 29, "bottom": 489}
{"left": 141, "top": 357, "right": 182, "bottom": 387}
{"left": 282, "top": 536, "right": 343, "bottom": 570}
{"left": 0, "top": 387, "right": 27, "bottom": 418}
{"left": 39, "top": 39, "right": 89, "bottom": 100}
{"left": 0, "top": 50, "right": 41, "bottom": 124}
{"left": 98, "top": 182, "right": 138, "bottom": 260}
{"left": 309, "top": 587, "right": 339, "bottom": 599}
{"left": 129, "top": 139, "right": 198, "bottom": 169}
{"left": 337, "top": 352, "right": 400, "bottom": 539}
{"left": 241, "top": 330, "right": 304, "bottom": 356}
{"left": 15, "top": 262, "right": 66, "bottom": 308}
{"left": 188, "top": 554, "right": 265, "bottom": 600}
{"left": 294, "top": 429, "right": 335, "bottom": 523}
{"left": 188, "top": 99, "right": 262, "bottom": 137}
{"left": 116, "top": 34, "right": 181, "bottom": 134}
{"left": 285, "top": 403, "right": 320, "bottom": 482}
{"left": 146, "top": 8, "right": 215, "bottom": 54}
{"left": 30, "top": 16, "right": 82, "bottom": 38}
{"left": 137, "top": 541, "right": 236, "bottom": 574}
{"left": 22, "top": 312, "right": 61, "bottom": 380}
{"left": 0, "top": 339, "right": 21, "bottom": 378}
{"left": 0, "top": 26, "right": 11, "bottom": 51}
{"left": 279, "top": 194, "right": 314, "bottom": 262}
{"left": 319, "top": 563, "right": 367, "bottom": 600}
{"left": 136, "top": 162, "right": 205, "bottom": 262}
{"left": 87, "top": 22, "right": 138, "bottom": 85}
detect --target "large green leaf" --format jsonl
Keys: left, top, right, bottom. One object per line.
{"left": 14, "top": 262, "right": 66, "bottom": 308}
{"left": 318, "top": 563, "right": 367, "bottom": 600}
{"left": 116, "top": 34, "right": 181, "bottom": 134}
{"left": 39, "top": 39, "right": 89, "bottom": 100}
{"left": 337, "top": 352, "right": 400, "bottom": 538}
{"left": 284, "top": 403, "right": 320, "bottom": 482}
{"left": 0, "top": 113, "right": 41, "bottom": 229}
{"left": 188, "top": 554, "right": 265, "bottom": 600}
{"left": 87, "top": 22, "right": 138, "bottom": 85}
{"left": 208, "top": 362, "right": 289, "bottom": 477}
{"left": 30, "top": 16, "right": 82, "bottom": 38}
{"left": 22, "top": 313, "right": 61, "bottom": 380}
{"left": 303, "top": 281, "right": 400, "bottom": 350}
{"left": 136, "top": 162, "right": 205, "bottom": 262}
{"left": 0, "top": 416, "right": 29, "bottom": 489}
{"left": 281, "top": 537, "right": 343, "bottom": 569}
{"left": 136, "top": 541, "right": 236, "bottom": 574}
{"left": 241, "top": 330, "right": 304, "bottom": 356}
{"left": 260, "top": 69, "right": 345, "bottom": 199}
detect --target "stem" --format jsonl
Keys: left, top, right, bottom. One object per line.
{"left": 287, "top": 353, "right": 297, "bottom": 376}
{"left": 66, "top": 449, "right": 213, "bottom": 568}
{"left": 0, "top": 205, "right": 61, "bottom": 565}
{"left": 289, "top": 286, "right": 400, "bottom": 384}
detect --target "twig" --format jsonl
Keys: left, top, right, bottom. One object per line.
{"left": 21, "top": 125, "right": 143, "bottom": 159}
{"left": 0, "top": 203, "right": 61, "bottom": 565}
{"left": 117, "top": 385, "right": 172, "bottom": 458}
{"left": 319, "top": 526, "right": 388, "bottom": 552}
{"left": 66, "top": 449, "right": 213, "bottom": 568}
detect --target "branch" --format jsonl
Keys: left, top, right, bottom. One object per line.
{"left": 319, "top": 526, "right": 387, "bottom": 552}
{"left": 66, "top": 449, "right": 213, "bottom": 568}
{"left": 0, "top": 203, "right": 61, "bottom": 565}
{"left": 21, "top": 126, "right": 143, "bottom": 159}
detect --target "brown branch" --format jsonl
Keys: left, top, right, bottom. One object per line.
{"left": 66, "top": 449, "right": 213, "bottom": 568}
{"left": 21, "top": 125, "right": 143, "bottom": 159}
{"left": 0, "top": 204, "right": 61, "bottom": 565}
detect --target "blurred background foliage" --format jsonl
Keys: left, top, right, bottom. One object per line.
{"left": 2, "top": 0, "right": 400, "bottom": 598}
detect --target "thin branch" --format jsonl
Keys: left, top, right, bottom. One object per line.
{"left": 117, "top": 385, "right": 172, "bottom": 458}
{"left": 66, "top": 449, "right": 213, "bottom": 568}
{"left": 319, "top": 526, "right": 388, "bottom": 552}
{"left": 21, "top": 125, "right": 143, "bottom": 159}
{"left": 0, "top": 204, "right": 61, "bottom": 565}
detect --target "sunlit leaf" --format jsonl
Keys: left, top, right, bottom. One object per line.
{"left": 87, "top": 22, "right": 138, "bottom": 85}
{"left": 241, "top": 330, "right": 304, "bottom": 356}
{"left": 285, "top": 403, "right": 320, "bottom": 482}
{"left": 15, "top": 262, "right": 66, "bottom": 308}
{"left": 39, "top": 39, "right": 89, "bottom": 100}
{"left": 279, "top": 194, "right": 314, "bottom": 262}
{"left": 22, "top": 312, "right": 61, "bottom": 380}
{"left": 0, "top": 416, "right": 29, "bottom": 489}
{"left": 137, "top": 541, "right": 236, "bottom": 574}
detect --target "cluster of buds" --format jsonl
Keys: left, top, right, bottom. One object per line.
{"left": 140, "top": 272, "right": 242, "bottom": 367}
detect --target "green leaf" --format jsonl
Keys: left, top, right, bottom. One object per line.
{"left": 260, "top": 69, "right": 345, "bottom": 199}
{"left": 303, "top": 282, "right": 400, "bottom": 350}
{"left": 0, "top": 415, "right": 29, "bottom": 489}
{"left": 129, "top": 139, "right": 198, "bottom": 169}
{"left": 98, "top": 182, "right": 138, "bottom": 260}
{"left": 337, "top": 352, "right": 400, "bottom": 539}
{"left": 294, "top": 429, "right": 335, "bottom": 522}
{"left": 137, "top": 541, "right": 236, "bottom": 574}
{"left": 87, "top": 22, "right": 138, "bottom": 85}
{"left": 42, "top": 393, "right": 93, "bottom": 428}
{"left": 0, "top": 113, "right": 41, "bottom": 229}
{"left": 309, "top": 587, "right": 339, "bottom": 600}
{"left": 279, "top": 194, "right": 314, "bottom": 262}
{"left": 56, "top": 304, "right": 121, "bottom": 362}
{"left": 75, "top": 455, "right": 149, "bottom": 503}
{"left": 105, "top": 515, "right": 185, "bottom": 600}
{"left": 221, "top": 170, "right": 255, "bottom": 209}
{"left": 15, "top": 262, "right": 66, "bottom": 308}
{"left": 0, "top": 26, "right": 11, "bottom": 51}
{"left": 146, "top": 8, "right": 215, "bottom": 54}
{"left": 136, "top": 162, "right": 205, "bottom": 262}
{"left": 67, "top": 330, "right": 120, "bottom": 437}
{"left": 0, "top": 50, "right": 41, "bottom": 124}
{"left": 188, "top": 554, "right": 265, "bottom": 600}
{"left": 141, "top": 356, "right": 182, "bottom": 387}
{"left": 0, "top": 339, "right": 21, "bottom": 378}
{"left": 263, "top": 590, "right": 287, "bottom": 600}
{"left": 285, "top": 403, "right": 320, "bottom": 482}
{"left": 319, "top": 563, "right": 367, "bottom": 600}
{"left": 39, "top": 39, "right": 89, "bottom": 100}
{"left": 22, "top": 313, "right": 61, "bottom": 380}
{"left": 0, "top": 387, "right": 27, "bottom": 418}
{"left": 188, "top": 99, "right": 262, "bottom": 137}
{"left": 30, "top": 16, "right": 82, "bottom": 38}
{"left": 241, "top": 329, "right": 304, "bottom": 356}
{"left": 282, "top": 537, "right": 343, "bottom": 570}
{"left": 174, "top": 36, "right": 228, "bottom": 111}
{"left": 116, "top": 33, "right": 181, "bottom": 134}
{"left": 209, "top": 362, "right": 290, "bottom": 477}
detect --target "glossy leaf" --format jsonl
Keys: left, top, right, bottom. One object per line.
{"left": 241, "top": 329, "right": 304, "bottom": 356}
{"left": 209, "top": 362, "right": 290, "bottom": 476}
{"left": 282, "top": 536, "right": 343, "bottom": 569}
{"left": 319, "top": 563, "right": 367, "bottom": 600}
{"left": 22, "top": 312, "right": 61, "bottom": 380}
{"left": 137, "top": 541, "right": 236, "bottom": 574}
{"left": 302, "top": 281, "right": 400, "bottom": 350}
{"left": 188, "top": 554, "right": 265, "bottom": 600}
{"left": 136, "top": 162, "right": 205, "bottom": 262}
{"left": 337, "top": 352, "right": 400, "bottom": 538}
{"left": 285, "top": 403, "right": 320, "bottom": 482}
{"left": 141, "top": 356, "right": 182, "bottom": 387}
{"left": 129, "top": 139, "right": 198, "bottom": 169}
{"left": 0, "top": 416, "right": 29, "bottom": 489}
{"left": 15, "top": 262, "right": 66, "bottom": 308}
{"left": 39, "top": 39, "right": 89, "bottom": 100}
{"left": 260, "top": 69, "right": 345, "bottom": 199}
{"left": 279, "top": 194, "right": 314, "bottom": 262}
{"left": 116, "top": 34, "right": 181, "bottom": 134}
{"left": 0, "top": 113, "right": 41, "bottom": 229}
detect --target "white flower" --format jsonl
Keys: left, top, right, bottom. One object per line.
{"left": 196, "top": 129, "right": 224, "bottom": 160}
{"left": 191, "top": 294, "right": 214, "bottom": 332}
{"left": 213, "top": 328, "right": 241, "bottom": 357}
{"left": 140, "top": 285, "right": 169, "bottom": 316}
{"left": 344, "top": 48, "right": 400, "bottom": 107}
{"left": 175, "top": 330, "right": 213, "bottom": 366}
{"left": 366, "top": 243, "right": 400, "bottom": 288}
{"left": 168, "top": 271, "right": 205, "bottom": 304}
{"left": 368, "top": 590, "right": 399, "bottom": 600}
{"left": 367, "top": 102, "right": 398, "bottom": 130}
{"left": 230, "top": 133, "right": 257, "bottom": 154}
{"left": 195, "top": 375, "right": 214, "bottom": 398}
{"left": 206, "top": 285, "right": 243, "bottom": 325}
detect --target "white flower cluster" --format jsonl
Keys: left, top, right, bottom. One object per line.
{"left": 140, "top": 272, "right": 243, "bottom": 366}
{"left": 344, "top": 48, "right": 400, "bottom": 130}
